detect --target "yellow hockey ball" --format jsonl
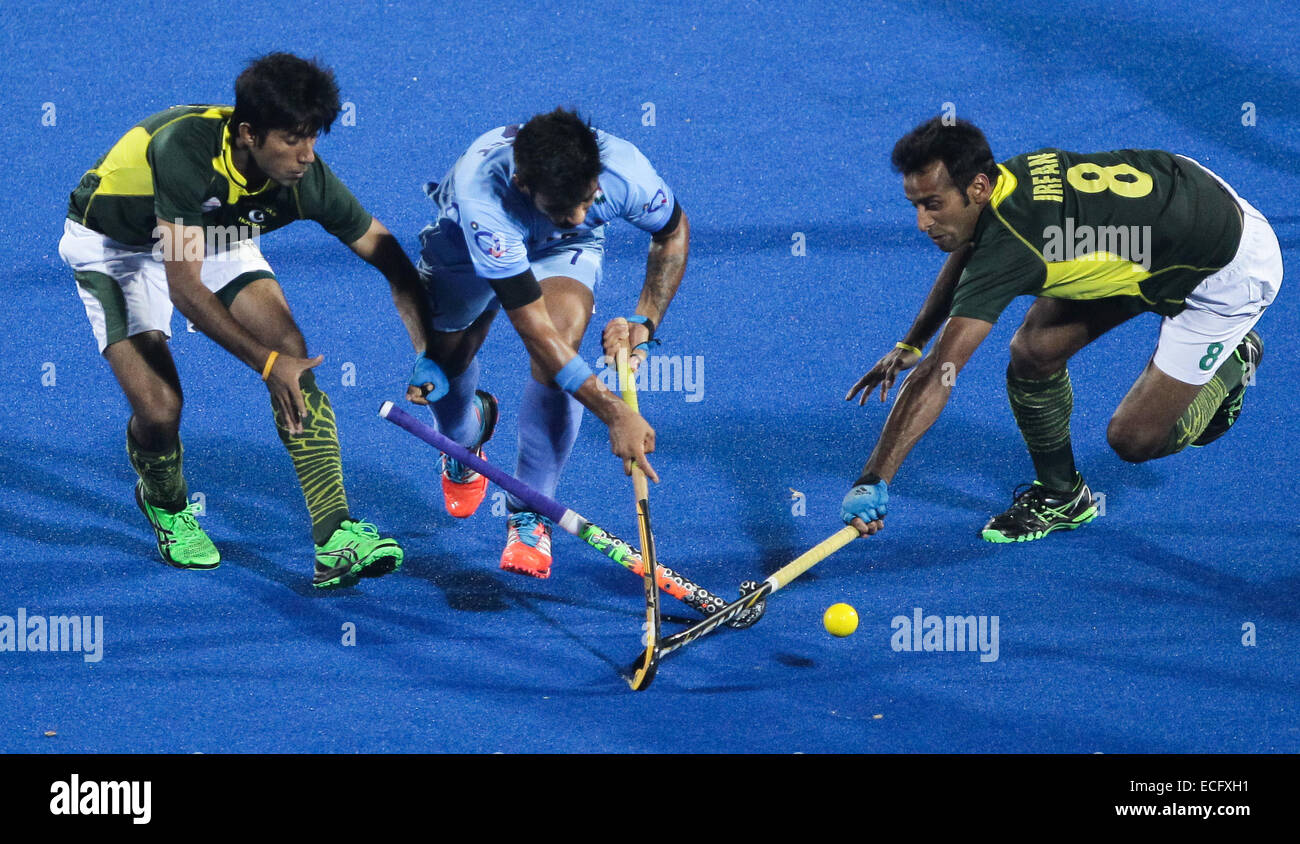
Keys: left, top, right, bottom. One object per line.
{"left": 823, "top": 603, "right": 858, "bottom": 637}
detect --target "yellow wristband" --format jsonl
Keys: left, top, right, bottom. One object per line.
{"left": 895, "top": 341, "right": 923, "bottom": 357}
{"left": 261, "top": 350, "right": 280, "bottom": 381}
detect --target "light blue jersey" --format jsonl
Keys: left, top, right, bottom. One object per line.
{"left": 422, "top": 125, "right": 677, "bottom": 281}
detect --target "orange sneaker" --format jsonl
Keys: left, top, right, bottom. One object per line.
{"left": 500, "top": 511, "right": 554, "bottom": 579}
{"left": 440, "top": 390, "right": 498, "bottom": 518}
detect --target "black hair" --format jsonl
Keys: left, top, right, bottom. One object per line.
{"left": 891, "top": 117, "right": 998, "bottom": 195}
{"left": 513, "top": 108, "right": 603, "bottom": 210}
{"left": 230, "top": 53, "right": 340, "bottom": 144}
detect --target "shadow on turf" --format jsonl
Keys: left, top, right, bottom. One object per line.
{"left": 1076, "top": 521, "right": 1300, "bottom": 625}
{"left": 944, "top": 0, "right": 1300, "bottom": 176}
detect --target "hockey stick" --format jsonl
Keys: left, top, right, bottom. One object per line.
{"left": 379, "top": 401, "right": 729, "bottom": 618}
{"left": 629, "top": 525, "right": 860, "bottom": 675}
{"left": 619, "top": 349, "right": 660, "bottom": 690}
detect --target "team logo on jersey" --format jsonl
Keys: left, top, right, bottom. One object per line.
{"left": 642, "top": 188, "right": 667, "bottom": 214}
{"left": 201, "top": 196, "right": 222, "bottom": 212}
{"left": 248, "top": 209, "right": 267, "bottom": 225}
{"left": 474, "top": 228, "right": 506, "bottom": 258}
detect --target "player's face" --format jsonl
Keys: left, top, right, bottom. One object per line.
{"left": 532, "top": 179, "right": 600, "bottom": 229}
{"left": 903, "top": 160, "right": 985, "bottom": 252}
{"left": 247, "top": 128, "right": 317, "bottom": 187}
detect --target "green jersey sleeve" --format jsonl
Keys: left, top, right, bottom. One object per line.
{"left": 948, "top": 213, "right": 1045, "bottom": 323}
{"left": 297, "top": 158, "right": 372, "bottom": 244}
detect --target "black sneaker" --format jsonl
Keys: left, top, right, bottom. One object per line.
{"left": 1192, "top": 330, "right": 1263, "bottom": 448}
{"left": 981, "top": 475, "right": 1098, "bottom": 543}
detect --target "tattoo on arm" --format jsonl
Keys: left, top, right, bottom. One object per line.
{"left": 637, "top": 215, "right": 690, "bottom": 325}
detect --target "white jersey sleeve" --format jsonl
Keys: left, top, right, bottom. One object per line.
{"left": 595, "top": 132, "right": 677, "bottom": 235}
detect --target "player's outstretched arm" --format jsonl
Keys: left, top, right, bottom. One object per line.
{"left": 505, "top": 296, "right": 658, "bottom": 482}
{"left": 347, "top": 218, "right": 434, "bottom": 356}
{"left": 156, "top": 218, "right": 322, "bottom": 433}
{"left": 604, "top": 210, "right": 691, "bottom": 371}
{"left": 843, "top": 315, "right": 993, "bottom": 535}
{"left": 846, "top": 244, "right": 974, "bottom": 405}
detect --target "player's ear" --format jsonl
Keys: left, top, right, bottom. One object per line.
{"left": 236, "top": 122, "right": 258, "bottom": 148}
{"left": 968, "top": 172, "right": 993, "bottom": 205}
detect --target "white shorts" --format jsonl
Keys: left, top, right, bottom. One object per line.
{"left": 59, "top": 218, "right": 275, "bottom": 353}
{"left": 417, "top": 219, "right": 604, "bottom": 332}
{"left": 1152, "top": 167, "right": 1282, "bottom": 385}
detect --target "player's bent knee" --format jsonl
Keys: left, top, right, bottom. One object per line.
{"left": 426, "top": 338, "right": 475, "bottom": 379}
{"left": 1106, "top": 418, "right": 1161, "bottom": 463}
{"left": 133, "top": 392, "right": 183, "bottom": 435}
{"left": 1008, "top": 330, "right": 1065, "bottom": 380}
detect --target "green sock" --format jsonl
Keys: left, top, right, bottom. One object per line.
{"left": 272, "top": 369, "right": 350, "bottom": 545}
{"left": 126, "top": 423, "right": 189, "bottom": 512}
{"left": 1157, "top": 376, "right": 1229, "bottom": 458}
{"left": 1006, "top": 365, "right": 1078, "bottom": 492}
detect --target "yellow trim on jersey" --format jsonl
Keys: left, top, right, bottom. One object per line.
{"left": 989, "top": 164, "right": 1017, "bottom": 208}
{"left": 213, "top": 118, "right": 275, "bottom": 205}
{"left": 93, "top": 127, "right": 154, "bottom": 196}
{"left": 1042, "top": 255, "right": 1150, "bottom": 300}
{"left": 83, "top": 107, "right": 231, "bottom": 218}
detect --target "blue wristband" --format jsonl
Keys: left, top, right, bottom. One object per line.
{"left": 626, "top": 315, "right": 660, "bottom": 355}
{"left": 409, "top": 354, "right": 450, "bottom": 402}
{"left": 555, "top": 355, "right": 594, "bottom": 394}
{"left": 626, "top": 314, "right": 656, "bottom": 339}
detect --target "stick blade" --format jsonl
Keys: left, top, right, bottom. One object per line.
{"left": 627, "top": 649, "right": 659, "bottom": 691}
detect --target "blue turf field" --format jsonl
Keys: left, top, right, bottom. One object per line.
{"left": 2, "top": 0, "right": 1297, "bottom": 753}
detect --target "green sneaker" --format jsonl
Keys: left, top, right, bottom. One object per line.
{"left": 134, "top": 482, "right": 220, "bottom": 570}
{"left": 312, "top": 520, "right": 404, "bottom": 588}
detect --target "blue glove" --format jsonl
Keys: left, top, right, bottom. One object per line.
{"left": 841, "top": 478, "right": 889, "bottom": 525}
{"left": 409, "top": 354, "right": 450, "bottom": 402}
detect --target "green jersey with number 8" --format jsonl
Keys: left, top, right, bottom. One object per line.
{"left": 950, "top": 149, "right": 1244, "bottom": 323}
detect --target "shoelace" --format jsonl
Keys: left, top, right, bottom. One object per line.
{"left": 509, "top": 512, "right": 549, "bottom": 544}
{"left": 165, "top": 502, "right": 209, "bottom": 549}
{"left": 1006, "top": 483, "right": 1062, "bottom": 518}
{"left": 344, "top": 520, "right": 380, "bottom": 539}
{"left": 1008, "top": 483, "right": 1041, "bottom": 507}
{"left": 443, "top": 455, "right": 479, "bottom": 483}
{"left": 170, "top": 501, "right": 204, "bottom": 529}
